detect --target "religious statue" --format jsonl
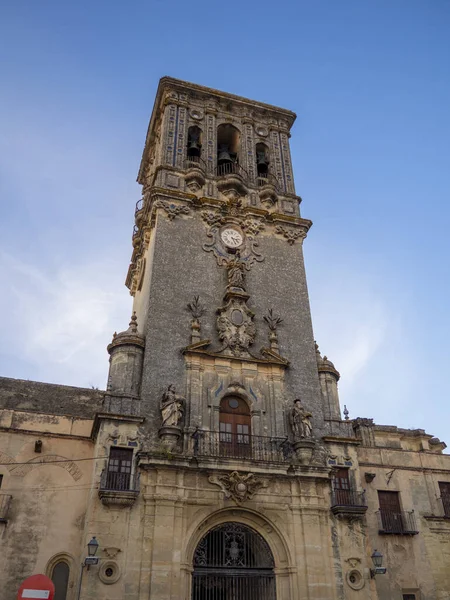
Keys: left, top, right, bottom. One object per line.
{"left": 290, "top": 399, "right": 313, "bottom": 439}
{"left": 160, "top": 385, "right": 185, "bottom": 427}
{"left": 226, "top": 253, "right": 245, "bottom": 290}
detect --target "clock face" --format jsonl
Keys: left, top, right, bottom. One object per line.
{"left": 221, "top": 228, "right": 244, "bottom": 248}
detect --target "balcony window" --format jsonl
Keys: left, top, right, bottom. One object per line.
{"left": 439, "top": 481, "right": 450, "bottom": 517}
{"left": 377, "top": 490, "right": 418, "bottom": 534}
{"left": 106, "top": 447, "right": 133, "bottom": 491}
{"left": 331, "top": 468, "right": 367, "bottom": 516}
{"left": 219, "top": 396, "right": 251, "bottom": 458}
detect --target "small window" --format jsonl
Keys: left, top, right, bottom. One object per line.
{"left": 439, "top": 481, "right": 450, "bottom": 517}
{"left": 0, "top": 474, "right": 3, "bottom": 489}
{"left": 106, "top": 447, "right": 133, "bottom": 491}
{"left": 403, "top": 595, "right": 416, "bottom": 600}
{"left": 51, "top": 561, "right": 70, "bottom": 600}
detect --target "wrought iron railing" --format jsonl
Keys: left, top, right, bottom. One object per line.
{"left": 376, "top": 509, "right": 418, "bottom": 534}
{"left": 331, "top": 489, "right": 367, "bottom": 508}
{"left": 184, "top": 156, "right": 207, "bottom": 170}
{"left": 215, "top": 162, "right": 248, "bottom": 179}
{"left": 440, "top": 494, "right": 450, "bottom": 518}
{"left": 99, "top": 468, "right": 140, "bottom": 493}
{"left": 135, "top": 198, "right": 144, "bottom": 217}
{"left": 256, "top": 173, "right": 280, "bottom": 190}
{"left": 192, "top": 430, "right": 293, "bottom": 463}
{"left": 0, "top": 494, "right": 12, "bottom": 522}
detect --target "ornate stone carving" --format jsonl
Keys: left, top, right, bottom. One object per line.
{"left": 263, "top": 308, "right": 283, "bottom": 351}
{"left": 310, "top": 443, "right": 329, "bottom": 467}
{"left": 187, "top": 296, "right": 206, "bottom": 343}
{"left": 209, "top": 471, "right": 267, "bottom": 504}
{"left": 217, "top": 295, "right": 256, "bottom": 357}
{"left": 242, "top": 218, "right": 265, "bottom": 237}
{"left": 275, "top": 225, "right": 307, "bottom": 245}
{"left": 155, "top": 200, "right": 190, "bottom": 220}
{"left": 290, "top": 399, "right": 313, "bottom": 440}
{"left": 203, "top": 216, "right": 263, "bottom": 270}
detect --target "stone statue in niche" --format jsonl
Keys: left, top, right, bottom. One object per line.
{"left": 160, "top": 385, "right": 185, "bottom": 427}
{"left": 290, "top": 399, "right": 313, "bottom": 440}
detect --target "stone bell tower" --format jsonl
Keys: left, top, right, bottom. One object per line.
{"left": 125, "top": 77, "right": 332, "bottom": 444}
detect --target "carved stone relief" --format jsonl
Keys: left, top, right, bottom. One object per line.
{"left": 209, "top": 471, "right": 268, "bottom": 504}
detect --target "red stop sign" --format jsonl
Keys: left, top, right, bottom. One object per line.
{"left": 18, "top": 575, "right": 55, "bottom": 600}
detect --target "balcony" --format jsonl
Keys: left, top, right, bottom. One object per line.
{"left": 192, "top": 430, "right": 293, "bottom": 464}
{"left": 0, "top": 494, "right": 12, "bottom": 523}
{"left": 256, "top": 172, "right": 280, "bottom": 206}
{"left": 376, "top": 509, "right": 419, "bottom": 535}
{"left": 98, "top": 469, "right": 140, "bottom": 507}
{"left": 331, "top": 489, "right": 367, "bottom": 518}
{"left": 184, "top": 156, "right": 207, "bottom": 191}
{"left": 135, "top": 198, "right": 145, "bottom": 223}
{"left": 215, "top": 162, "right": 249, "bottom": 196}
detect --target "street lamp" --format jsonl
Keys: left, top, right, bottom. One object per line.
{"left": 77, "top": 537, "right": 100, "bottom": 600}
{"left": 370, "top": 549, "right": 387, "bottom": 578}
{"left": 87, "top": 537, "right": 99, "bottom": 559}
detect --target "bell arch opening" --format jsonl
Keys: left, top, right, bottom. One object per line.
{"left": 192, "top": 522, "right": 276, "bottom": 600}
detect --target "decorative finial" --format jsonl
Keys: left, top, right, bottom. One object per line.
{"left": 187, "top": 296, "right": 205, "bottom": 343}
{"left": 187, "top": 296, "right": 205, "bottom": 320}
{"left": 263, "top": 309, "right": 283, "bottom": 331}
{"left": 343, "top": 405, "right": 349, "bottom": 420}
{"left": 128, "top": 311, "right": 138, "bottom": 333}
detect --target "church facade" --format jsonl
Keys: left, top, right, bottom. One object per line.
{"left": 1, "top": 78, "right": 450, "bottom": 600}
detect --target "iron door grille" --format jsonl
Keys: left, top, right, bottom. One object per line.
{"left": 192, "top": 523, "right": 276, "bottom": 600}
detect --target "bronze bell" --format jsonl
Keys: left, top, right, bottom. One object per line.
{"left": 256, "top": 150, "right": 269, "bottom": 167}
{"left": 218, "top": 144, "right": 233, "bottom": 165}
{"left": 187, "top": 132, "right": 201, "bottom": 157}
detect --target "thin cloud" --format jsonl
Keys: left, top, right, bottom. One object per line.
{"left": 0, "top": 252, "right": 131, "bottom": 387}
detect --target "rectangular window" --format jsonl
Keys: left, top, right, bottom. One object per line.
{"left": 332, "top": 469, "right": 351, "bottom": 505}
{"left": 106, "top": 447, "right": 133, "bottom": 491}
{"left": 403, "top": 595, "right": 416, "bottom": 600}
{"left": 378, "top": 490, "right": 403, "bottom": 533}
{"left": 439, "top": 482, "right": 450, "bottom": 517}
{"left": 0, "top": 474, "right": 3, "bottom": 489}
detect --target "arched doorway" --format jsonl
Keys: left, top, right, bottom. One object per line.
{"left": 219, "top": 396, "right": 251, "bottom": 458}
{"left": 192, "top": 522, "right": 276, "bottom": 600}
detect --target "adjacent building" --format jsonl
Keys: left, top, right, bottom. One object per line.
{"left": 1, "top": 78, "right": 449, "bottom": 600}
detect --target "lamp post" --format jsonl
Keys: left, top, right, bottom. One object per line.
{"left": 370, "top": 549, "right": 387, "bottom": 578}
{"left": 76, "top": 537, "right": 100, "bottom": 600}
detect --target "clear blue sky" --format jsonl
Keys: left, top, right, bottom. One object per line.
{"left": 1, "top": 1, "right": 449, "bottom": 443}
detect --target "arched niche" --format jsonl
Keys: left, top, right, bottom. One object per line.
{"left": 217, "top": 124, "right": 241, "bottom": 171}
{"left": 187, "top": 126, "right": 203, "bottom": 160}
{"left": 255, "top": 142, "right": 270, "bottom": 176}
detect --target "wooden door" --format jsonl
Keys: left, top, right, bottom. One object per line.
{"left": 378, "top": 490, "right": 403, "bottom": 532}
{"left": 219, "top": 397, "right": 251, "bottom": 458}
